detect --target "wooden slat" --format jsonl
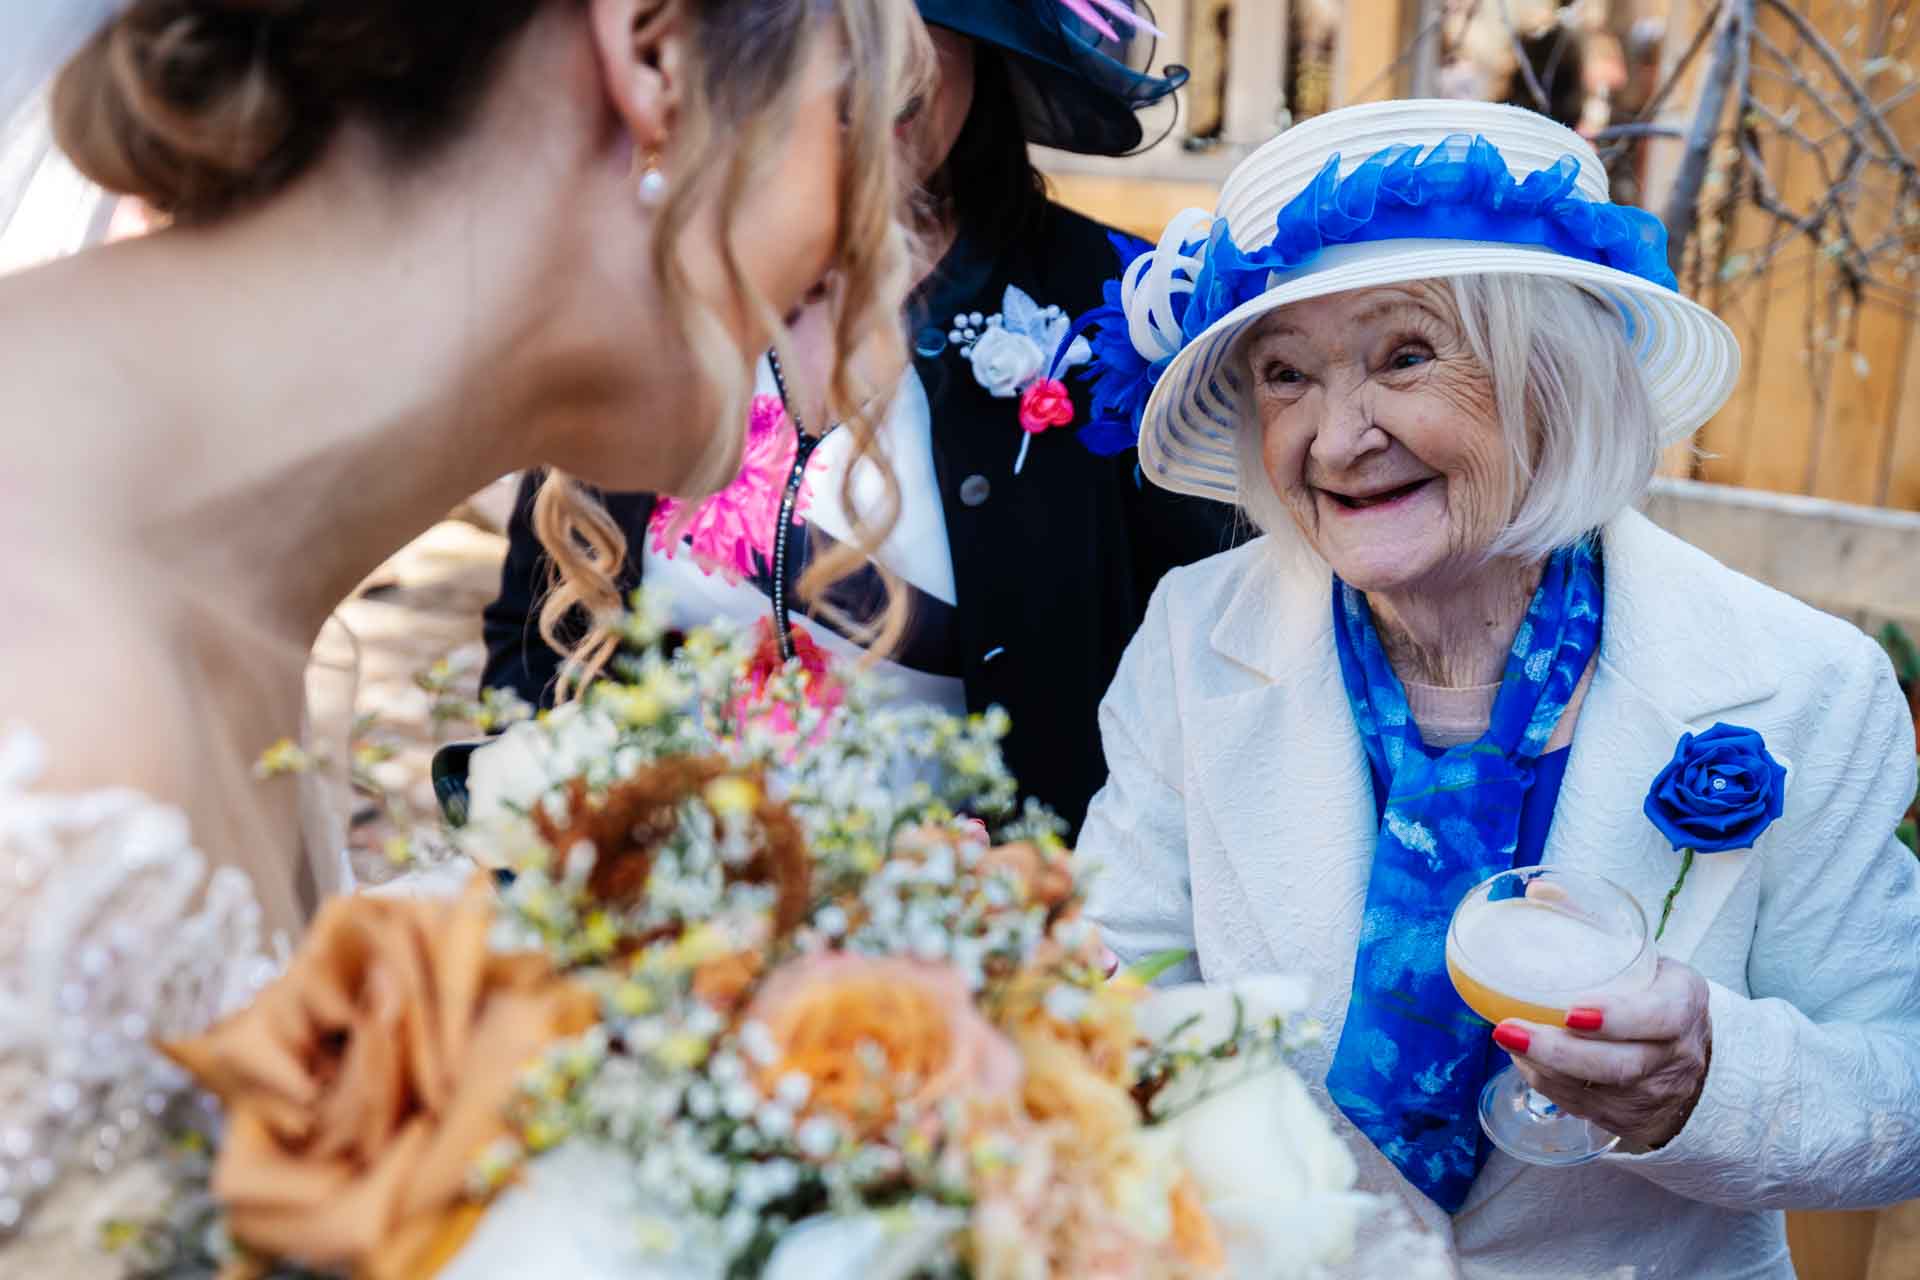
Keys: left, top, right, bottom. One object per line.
{"left": 1807, "top": 8, "right": 1917, "bottom": 503}
{"left": 1714, "top": 0, "right": 1838, "bottom": 493}
{"left": 1043, "top": 172, "right": 1222, "bottom": 241}
{"left": 1336, "top": 0, "right": 1404, "bottom": 106}
{"left": 1868, "top": 1198, "right": 1920, "bottom": 1279}
{"left": 1886, "top": 313, "right": 1920, "bottom": 507}
{"left": 1812, "top": 239, "right": 1914, "bottom": 504}
{"left": 1787, "top": 1210, "right": 1882, "bottom": 1280}
{"left": 1695, "top": 130, "right": 1790, "bottom": 485}
{"left": 1870, "top": 15, "right": 1920, "bottom": 510}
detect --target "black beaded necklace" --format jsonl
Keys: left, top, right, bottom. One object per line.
{"left": 765, "top": 348, "right": 837, "bottom": 663}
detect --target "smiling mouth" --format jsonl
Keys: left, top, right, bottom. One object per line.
{"left": 1324, "top": 477, "right": 1434, "bottom": 511}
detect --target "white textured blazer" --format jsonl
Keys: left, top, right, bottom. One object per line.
{"left": 1081, "top": 510, "right": 1920, "bottom": 1279}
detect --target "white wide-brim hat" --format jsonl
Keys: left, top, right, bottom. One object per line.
{"left": 1126, "top": 99, "right": 1741, "bottom": 504}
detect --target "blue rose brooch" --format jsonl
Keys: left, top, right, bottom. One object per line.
{"left": 1644, "top": 723, "right": 1790, "bottom": 940}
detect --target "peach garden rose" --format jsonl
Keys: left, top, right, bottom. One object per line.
{"left": 162, "top": 876, "right": 595, "bottom": 1279}
{"left": 744, "top": 953, "right": 1022, "bottom": 1143}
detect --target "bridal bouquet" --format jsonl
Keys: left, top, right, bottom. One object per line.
{"left": 125, "top": 596, "right": 1444, "bottom": 1280}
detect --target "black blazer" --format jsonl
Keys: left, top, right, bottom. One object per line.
{"left": 482, "top": 201, "right": 1240, "bottom": 836}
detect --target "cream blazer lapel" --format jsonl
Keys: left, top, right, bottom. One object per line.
{"left": 1184, "top": 544, "right": 1379, "bottom": 983}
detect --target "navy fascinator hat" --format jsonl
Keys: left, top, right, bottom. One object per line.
{"left": 916, "top": 0, "right": 1188, "bottom": 156}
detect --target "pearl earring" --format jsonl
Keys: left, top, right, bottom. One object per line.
{"left": 636, "top": 152, "right": 668, "bottom": 207}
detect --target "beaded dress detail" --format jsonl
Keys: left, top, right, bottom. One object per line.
{"left": 0, "top": 728, "right": 277, "bottom": 1273}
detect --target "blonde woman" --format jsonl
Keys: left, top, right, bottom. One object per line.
{"left": 0, "top": 0, "right": 923, "bottom": 1264}
{"left": 482, "top": 0, "right": 1237, "bottom": 840}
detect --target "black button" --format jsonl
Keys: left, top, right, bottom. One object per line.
{"left": 914, "top": 326, "right": 948, "bottom": 358}
{"left": 959, "top": 474, "right": 991, "bottom": 507}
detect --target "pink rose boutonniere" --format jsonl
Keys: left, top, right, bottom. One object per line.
{"left": 1019, "top": 379, "right": 1076, "bottom": 436}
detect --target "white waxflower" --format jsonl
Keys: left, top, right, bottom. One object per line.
{"left": 796, "top": 1116, "right": 841, "bottom": 1160}
{"left": 707, "top": 1050, "right": 745, "bottom": 1086}
{"left": 774, "top": 1072, "right": 812, "bottom": 1109}
{"left": 739, "top": 1020, "right": 780, "bottom": 1068}
{"left": 722, "top": 1082, "right": 760, "bottom": 1120}
{"left": 756, "top": 1104, "right": 794, "bottom": 1141}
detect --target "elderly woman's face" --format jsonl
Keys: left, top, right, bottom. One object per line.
{"left": 1248, "top": 282, "right": 1512, "bottom": 592}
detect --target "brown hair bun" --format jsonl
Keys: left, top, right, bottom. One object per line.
{"left": 52, "top": 2, "right": 540, "bottom": 222}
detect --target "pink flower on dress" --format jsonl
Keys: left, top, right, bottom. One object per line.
{"left": 649, "top": 395, "right": 816, "bottom": 583}
{"left": 733, "top": 617, "right": 846, "bottom": 741}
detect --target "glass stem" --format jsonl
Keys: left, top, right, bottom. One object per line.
{"left": 1524, "top": 1087, "right": 1561, "bottom": 1120}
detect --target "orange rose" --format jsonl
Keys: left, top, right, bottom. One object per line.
{"left": 163, "top": 876, "right": 596, "bottom": 1279}
{"left": 691, "top": 948, "right": 765, "bottom": 1013}
{"left": 744, "top": 954, "right": 1020, "bottom": 1141}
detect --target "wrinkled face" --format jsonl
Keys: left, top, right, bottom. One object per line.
{"left": 1248, "top": 282, "right": 1513, "bottom": 593}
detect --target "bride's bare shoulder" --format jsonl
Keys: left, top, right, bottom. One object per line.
{"left": 0, "top": 248, "right": 154, "bottom": 479}
{"left": 0, "top": 597, "right": 200, "bottom": 803}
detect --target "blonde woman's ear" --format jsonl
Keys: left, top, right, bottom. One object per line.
{"left": 586, "top": 0, "right": 686, "bottom": 155}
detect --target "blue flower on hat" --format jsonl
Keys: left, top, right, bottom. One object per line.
{"left": 1059, "top": 233, "right": 1162, "bottom": 457}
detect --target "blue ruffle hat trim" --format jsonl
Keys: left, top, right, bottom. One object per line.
{"left": 1058, "top": 133, "right": 1678, "bottom": 457}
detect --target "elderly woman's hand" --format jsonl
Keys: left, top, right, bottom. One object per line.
{"left": 1491, "top": 956, "right": 1712, "bottom": 1150}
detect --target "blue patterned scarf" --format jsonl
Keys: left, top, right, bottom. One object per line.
{"left": 1323, "top": 540, "right": 1603, "bottom": 1212}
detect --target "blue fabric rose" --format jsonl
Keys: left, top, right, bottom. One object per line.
{"left": 1644, "top": 722, "right": 1789, "bottom": 853}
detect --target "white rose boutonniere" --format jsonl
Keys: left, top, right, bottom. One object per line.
{"left": 968, "top": 325, "right": 1048, "bottom": 398}
{"left": 952, "top": 284, "right": 1094, "bottom": 473}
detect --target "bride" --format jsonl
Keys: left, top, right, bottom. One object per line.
{"left": 0, "top": 0, "right": 924, "bottom": 1265}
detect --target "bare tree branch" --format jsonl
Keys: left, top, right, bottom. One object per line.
{"left": 1635, "top": 4, "right": 1724, "bottom": 125}
{"left": 1759, "top": 0, "right": 1920, "bottom": 189}
{"left": 1665, "top": 0, "right": 1745, "bottom": 272}
{"left": 1501, "top": 0, "right": 1553, "bottom": 114}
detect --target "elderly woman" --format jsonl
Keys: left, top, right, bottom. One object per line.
{"left": 1079, "top": 100, "right": 1920, "bottom": 1275}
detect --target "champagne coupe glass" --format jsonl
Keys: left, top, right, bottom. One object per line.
{"left": 1446, "top": 866, "right": 1657, "bottom": 1165}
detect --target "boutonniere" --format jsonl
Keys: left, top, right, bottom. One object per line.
{"left": 1643, "top": 722, "right": 1790, "bottom": 940}
{"left": 951, "top": 284, "right": 1092, "bottom": 474}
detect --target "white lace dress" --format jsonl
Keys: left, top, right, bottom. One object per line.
{"left": 0, "top": 729, "right": 278, "bottom": 1277}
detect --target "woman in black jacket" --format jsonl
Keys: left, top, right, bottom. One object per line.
{"left": 481, "top": 0, "right": 1236, "bottom": 837}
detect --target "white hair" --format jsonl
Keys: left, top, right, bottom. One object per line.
{"left": 1232, "top": 273, "right": 1664, "bottom": 563}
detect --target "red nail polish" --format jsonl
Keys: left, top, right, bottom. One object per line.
{"left": 1566, "top": 1007, "right": 1604, "bottom": 1032}
{"left": 1492, "top": 1024, "right": 1531, "bottom": 1055}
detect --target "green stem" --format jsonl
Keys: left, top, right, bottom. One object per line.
{"left": 1123, "top": 948, "right": 1194, "bottom": 985}
{"left": 1655, "top": 847, "right": 1695, "bottom": 942}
